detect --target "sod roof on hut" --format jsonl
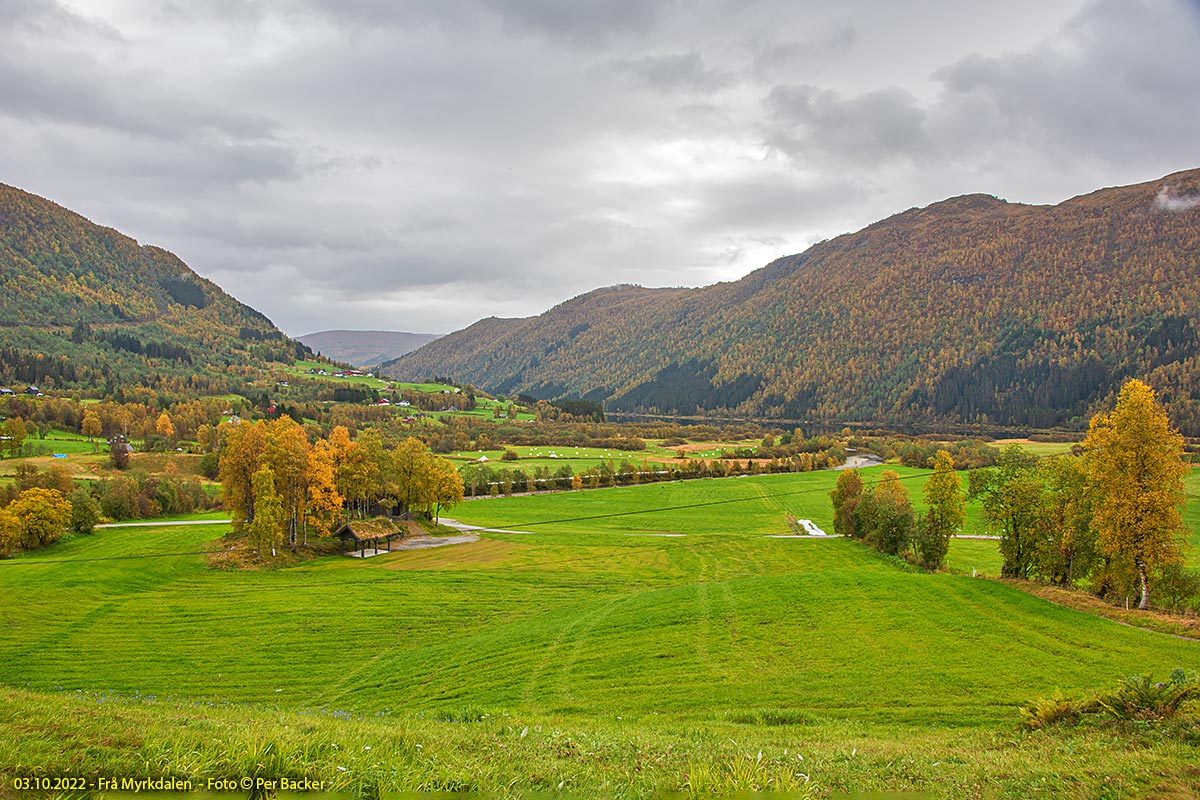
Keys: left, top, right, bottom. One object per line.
{"left": 333, "top": 518, "right": 403, "bottom": 542}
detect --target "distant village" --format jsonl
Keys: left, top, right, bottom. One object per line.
{"left": 0, "top": 386, "right": 43, "bottom": 397}
{"left": 304, "top": 367, "right": 374, "bottom": 379}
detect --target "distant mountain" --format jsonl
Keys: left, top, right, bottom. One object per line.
{"left": 0, "top": 183, "right": 306, "bottom": 395}
{"left": 384, "top": 168, "right": 1200, "bottom": 434}
{"left": 298, "top": 330, "right": 441, "bottom": 367}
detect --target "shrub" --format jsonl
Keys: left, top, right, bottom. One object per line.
{"left": 1021, "top": 670, "right": 1198, "bottom": 730}
{"left": 198, "top": 452, "right": 219, "bottom": 480}
{"left": 1020, "top": 692, "right": 1088, "bottom": 730}
{"left": 1096, "top": 672, "right": 1198, "bottom": 722}
{"left": 69, "top": 486, "right": 100, "bottom": 534}
{"left": 1153, "top": 562, "right": 1200, "bottom": 614}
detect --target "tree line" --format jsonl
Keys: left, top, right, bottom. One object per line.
{"left": 831, "top": 380, "right": 1193, "bottom": 611}
{"left": 830, "top": 452, "right": 964, "bottom": 571}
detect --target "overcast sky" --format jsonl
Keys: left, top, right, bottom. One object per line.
{"left": 3, "top": 0, "right": 1198, "bottom": 336}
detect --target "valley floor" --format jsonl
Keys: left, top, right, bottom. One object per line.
{"left": 0, "top": 469, "right": 1197, "bottom": 798}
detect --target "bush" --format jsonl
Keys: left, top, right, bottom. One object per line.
{"left": 1020, "top": 692, "right": 1086, "bottom": 730}
{"left": 69, "top": 486, "right": 100, "bottom": 534}
{"left": 1021, "top": 670, "right": 1198, "bottom": 730}
{"left": 1096, "top": 672, "right": 1198, "bottom": 722}
{"left": 1153, "top": 562, "right": 1200, "bottom": 614}
{"left": 198, "top": 452, "right": 219, "bottom": 480}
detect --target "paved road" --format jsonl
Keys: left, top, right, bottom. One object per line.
{"left": 439, "top": 517, "right": 537, "bottom": 535}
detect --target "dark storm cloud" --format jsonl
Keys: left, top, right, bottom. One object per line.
{"left": 1, "top": 0, "right": 1196, "bottom": 336}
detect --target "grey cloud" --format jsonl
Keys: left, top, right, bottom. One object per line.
{"left": 0, "top": 49, "right": 277, "bottom": 144}
{"left": 3, "top": 0, "right": 1195, "bottom": 339}
{"left": 927, "top": 0, "right": 1200, "bottom": 166}
{"left": 684, "top": 173, "right": 868, "bottom": 233}
{"left": 38, "top": 127, "right": 302, "bottom": 189}
{"left": 750, "top": 24, "right": 857, "bottom": 78}
{"left": 611, "top": 52, "right": 732, "bottom": 93}
{"left": 764, "top": 84, "right": 927, "bottom": 165}
{"left": 760, "top": 0, "right": 1200, "bottom": 191}
{"left": 294, "top": 0, "right": 664, "bottom": 43}
{"left": 0, "top": 0, "right": 121, "bottom": 40}
{"left": 486, "top": 0, "right": 665, "bottom": 41}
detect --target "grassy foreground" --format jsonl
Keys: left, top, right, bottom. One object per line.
{"left": 0, "top": 469, "right": 1198, "bottom": 797}
{"left": 4, "top": 686, "right": 1200, "bottom": 799}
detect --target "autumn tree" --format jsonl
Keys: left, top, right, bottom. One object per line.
{"left": 108, "top": 435, "right": 131, "bottom": 470}
{"left": 218, "top": 420, "right": 267, "bottom": 530}
{"left": 4, "top": 487, "right": 72, "bottom": 551}
{"left": 81, "top": 410, "right": 102, "bottom": 450}
{"left": 1036, "top": 455, "right": 1098, "bottom": 586}
{"left": 196, "top": 423, "right": 215, "bottom": 453}
{"left": 969, "top": 445, "right": 1044, "bottom": 579}
{"left": 829, "top": 468, "right": 864, "bottom": 538}
{"left": 155, "top": 411, "right": 176, "bottom": 442}
{"left": 248, "top": 464, "right": 284, "bottom": 559}
{"left": 855, "top": 470, "right": 915, "bottom": 556}
{"left": 3, "top": 417, "right": 26, "bottom": 458}
{"left": 428, "top": 456, "right": 465, "bottom": 524}
{"left": 393, "top": 436, "right": 432, "bottom": 516}
{"left": 913, "top": 450, "right": 963, "bottom": 570}
{"left": 328, "top": 425, "right": 369, "bottom": 518}
{"left": 307, "top": 438, "right": 344, "bottom": 541}
{"left": 355, "top": 428, "right": 387, "bottom": 513}
{"left": 263, "top": 417, "right": 310, "bottom": 548}
{"left": 69, "top": 486, "right": 101, "bottom": 534}
{"left": 0, "top": 508, "right": 17, "bottom": 557}
{"left": 1083, "top": 379, "right": 1188, "bottom": 609}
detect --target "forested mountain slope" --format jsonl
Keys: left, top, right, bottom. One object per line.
{"left": 0, "top": 183, "right": 305, "bottom": 396}
{"left": 385, "top": 168, "right": 1200, "bottom": 433}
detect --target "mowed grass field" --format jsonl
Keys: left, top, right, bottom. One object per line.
{"left": 445, "top": 440, "right": 769, "bottom": 477}
{"left": 1, "top": 469, "right": 1195, "bottom": 722}
{"left": 1, "top": 466, "right": 1198, "bottom": 797}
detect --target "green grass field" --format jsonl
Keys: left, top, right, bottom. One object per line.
{"left": 1, "top": 468, "right": 1198, "bottom": 797}
{"left": 1185, "top": 471, "right": 1200, "bottom": 555}
{"left": 446, "top": 439, "right": 805, "bottom": 478}
{"left": 989, "top": 438, "right": 1078, "bottom": 457}
{"left": 448, "top": 444, "right": 658, "bottom": 473}
{"left": 287, "top": 360, "right": 392, "bottom": 390}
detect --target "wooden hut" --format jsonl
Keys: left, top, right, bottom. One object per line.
{"left": 333, "top": 518, "right": 404, "bottom": 557}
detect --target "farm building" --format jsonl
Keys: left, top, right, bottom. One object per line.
{"left": 333, "top": 518, "right": 405, "bottom": 557}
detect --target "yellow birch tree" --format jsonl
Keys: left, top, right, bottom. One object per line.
{"left": 1083, "top": 379, "right": 1188, "bottom": 609}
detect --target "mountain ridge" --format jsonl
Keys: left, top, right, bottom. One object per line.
{"left": 383, "top": 168, "right": 1200, "bottom": 433}
{"left": 0, "top": 182, "right": 304, "bottom": 395}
